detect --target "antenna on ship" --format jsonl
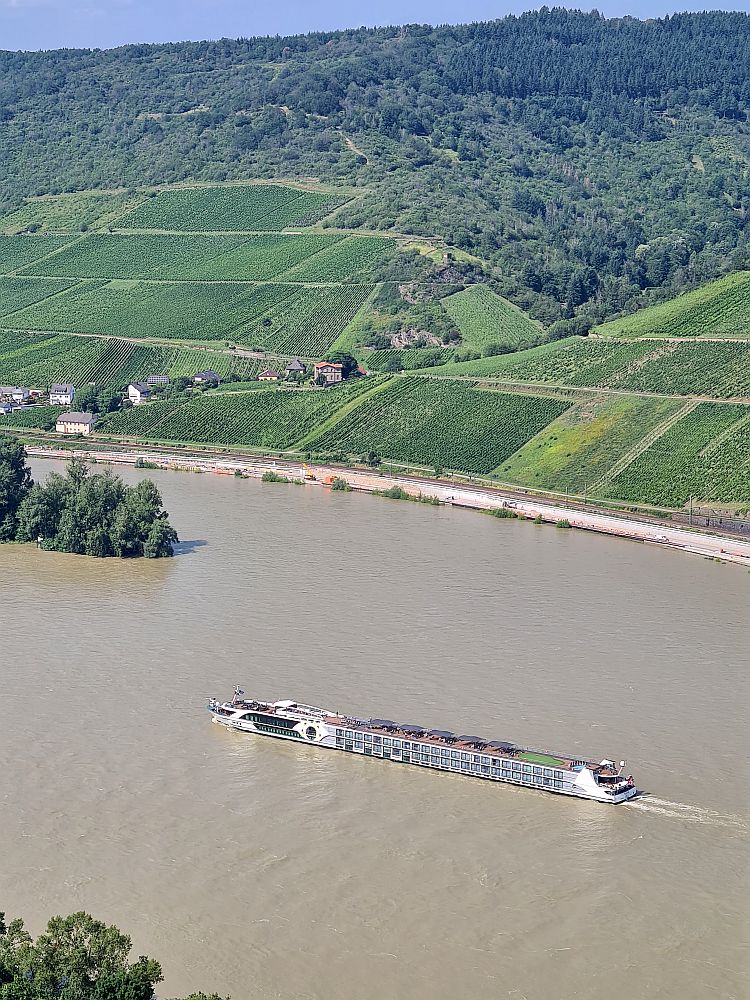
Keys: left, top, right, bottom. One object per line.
{"left": 619, "top": 760, "right": 626, "bottom": 775}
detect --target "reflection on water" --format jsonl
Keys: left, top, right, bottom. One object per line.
{"left": 0, "top": 459, "right": 748, "bottom": 1000}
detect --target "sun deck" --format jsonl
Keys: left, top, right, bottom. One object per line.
{"left": 224, "top": 699, "right": 597, "bottom": 772}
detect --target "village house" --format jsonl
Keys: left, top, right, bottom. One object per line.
{"left": 126, "top": 382, "right": 152, "bottom": 406}
{"left": 192, "top": 370, "right": 221, "bottom": 386}
{"left": 49, "top": 383, "right": 75, "bottom": 406}
{"left": 313, "top": 361, "right": 344, "bottom": 385}
{"left": 56, "top": 412, "right": 97, "bottom": 436}
{"left": 257, "top": 369, "right": 281, "bottom": 382}
{"left": 285, "top": 359, "right": 307, "bottom": 377}
{"left": 0, "top": 386, "right": 30, "bottom": 403}
{"left": 146, "top": 374, "right": 169, "bottom": 387}
{"left": 0, "top": 402, "right": 13, "bottom": 415}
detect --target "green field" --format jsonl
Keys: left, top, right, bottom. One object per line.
{"left": 363, "top": 347, "right": 457, "bottom": 371}
{"left": 282, "top": 235, "right": 395, "bottom": 282}
{"left": 442, "top": 284, "right": 544, "bottom": 350}
{"left": 308, "top": 377, "right": 570, "bottom": 473}
{"left": 496, "top": 395, "right": 683, "bottom": 492}
{"left": 604, "top": 403, "right": 750, "bottom": 506}
{"left": 0, "top": 191, "right": 145, "bottom": 234}
{"left": 101, "top": 380, "right": 375, "bottom": 449}
{"left": 595, "top": 271, "right": 750, "bottom": 339}
{"left": 117, "top": 184, "right": 343, "bottom": 232}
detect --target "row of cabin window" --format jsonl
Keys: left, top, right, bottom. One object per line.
{"left": 335, "top": 730, "right": 563, "bottom": 780}
{"left": 335, "top": 738, "right": 563, "bottom": 786}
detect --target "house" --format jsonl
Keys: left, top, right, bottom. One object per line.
{"left": 313, "top": 361, "right": 344, "bottom": 385}
{"left": 56, "top": 412, "right": 97, "bottom": 435}
{"left": 49, "top": 383, "right": 75, "bottom": 406}
{"left": 146, "top": 374, "right": 169, "bottom": 387}
{"left": 0, "top": 386, "right": 30, "bottom": 403}
{"left": 285, "top": 359, "right": 307, "bottom": 377}
{"left": 192, "top": 370, "right": 221, "bottom": 386}
{"left": 0, "top": 402, "right": 13, "bottom": 415}
{"left": 126, "top": 382, "right": 151, "bottom": 406}
{"left": 257, "top": 369, "right": 281, "bottom": 382}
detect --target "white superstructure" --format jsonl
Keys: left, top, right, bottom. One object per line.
{"left": 207, "top": 689, "right": 638, "bottom": 804}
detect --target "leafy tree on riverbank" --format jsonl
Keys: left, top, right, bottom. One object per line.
{"left": 0, "top": 910, "right": 225, "bottom": 1000}
{"left": 2, "top": 448, "right": 179, "bottom": 558}
{"left": 0, "top": 439, "right": 32, "bottom": 542}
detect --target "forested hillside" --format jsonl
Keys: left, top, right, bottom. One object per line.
{"left": 0, "top": 10, "right": 749, "bottom": 330}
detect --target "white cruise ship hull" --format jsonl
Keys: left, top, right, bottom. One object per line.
{"left": 207, "top": 699, "right": 638, "bottom": 805}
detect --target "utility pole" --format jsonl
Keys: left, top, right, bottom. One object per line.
{"left": 689, "top": 495, "right": 693, "bottom": 526}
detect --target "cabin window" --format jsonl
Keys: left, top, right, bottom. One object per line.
{"left": 336, "top": 728, "right": 344, "bottom": 736}
{"left": 543, "top": 768, "right": 553, "bottom": 777}
{"left": 345, "top": 742, "right": 353, "bottom": 750}
{"left": 533, "top": 766, "right": 542, "bottom": 775}
{"left": 512, "top": 762, "right": 521, "bottom": 771}
{"left": 554, "top": 771, "right": 563, "bottom": 780}
{"left": 523, "top": 773, "right": 532, "bottom": 782}
{"left": 336, "top": 738, "right": 344, "bottom": 747}
{"left": 522, "top": 763, "right": 532, "bottom": 773}
{"left": 345, "top": 730, "right": 354, "bottom": 739}
{"left": 364, "top": 747, "right": 372, "bottom": 755}
{"left": 383, "top": 737, "right": 391, "bottom": 746}
{"left": 364, "top": 734, "right": 372, "bottom": 743}
{"left": 392, "top": 740, "right": 401, "bottom": 748}
{"left": 373, "top": 735, "right": 382, "bottom": 744}
{"left": 481, "top": 765, "right": 490, "bottom": 774}
{"left": 461, "top": 753, "right": 469, "bottom": 762}
{"left": 554, "top": 780, "right": 563, "bottom": 789}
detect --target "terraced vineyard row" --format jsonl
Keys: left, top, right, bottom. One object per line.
{"left": 362, "top": 348, "right": 457, "bottom": 371}
{"left": 595, "top": 271, "right": 750, "bottom": 339}
{"left": 0, "top": 333, "right": 266, "bottom": 387}
{"left": 0, "top": 277, "right": 79, "bottom": 318}
{"left": 102, "top": 380, "right": 375, "bottom": 449}
{"left": 117, "top": 184, "right": 343, "bottom": 232}
{"left": 308, "top": 377, "right": 570, "bottom": 473}
{"left": 256, "top": 285, "right": 373, "bottom": 357}
{"left": 0, "top": 234, "right": 76, "bottom": 274}
{"left": 283, "top": 236, "right": 395, "bottom": 282}
{"left": 603, "top": 403, "right": 750, "bottom": 506}
{"left": 420, "top": 337, "right": 750, "bottom": 399}
{"left": 0, "top": 405, "right": 64, "bottom": 429}
{"left": 442, "top": 284, "right": 543, "bottom": 350}
{"left": 9, "top": 280, "right": 296, "bottom": 343}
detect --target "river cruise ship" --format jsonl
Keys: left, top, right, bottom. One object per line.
{"left": 207, "top": 689, "right": 637, "bottom": 804}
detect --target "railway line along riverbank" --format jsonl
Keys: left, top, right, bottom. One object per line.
{"left": 25, "top": 443, "right": 750, "bottom": 569}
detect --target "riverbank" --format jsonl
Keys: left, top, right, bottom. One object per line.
{"left": 25, "top": 443, "right": 750, "bottom": 568}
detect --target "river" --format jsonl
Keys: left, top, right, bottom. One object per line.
{"left": 1, "top": 460, "right": 748, "bottom": 1000}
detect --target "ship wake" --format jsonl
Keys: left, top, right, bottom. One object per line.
{"left": 626, "top": 795, "right": 748, "bottom": 832}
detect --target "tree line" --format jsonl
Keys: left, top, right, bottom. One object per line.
{"left": 0, "top": 909, "right": 222, "bottom": 999}
{"left": 0, "top": 10, "right": 748, "bottom": 326}
{"left": 0, "top": 440, "right": 178, "bottom": 557}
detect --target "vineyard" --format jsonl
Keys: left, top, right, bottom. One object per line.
{"left": 282, "top": 236, "right": 395, "bottom": 282}
{"left": 441, "top": 284, "right": 544, "bottom": 350}
{"left": 595, "top": 271, "right": 750, "bottom": 339}
{"left": 308, "top": 377, "right": 569, "bottom": 473}
{"left": 495, "top": 396, "right": 684, "bottom": 493}
{"left": 363, "top": 348, "right": 457, "bottom": 371}
{"left": 0, "top": 191, "right": 145, "bottom": 234}
{"left": 419, "top": 337, "right": 750, "bottom": 399}
{"left": 603, "top": 403, "right": 750, "bottom": 506}
{"left": 0, "top": 277, "right": 78, "bottom": 319}
{"left": 9, "top": 280, "right": 296, "bottom": 343}
{"left": 117, "top": 184, "right": 343, "bottom": 232}
{"left": 253, "top": 285, "right": 373, "bottom": 357}
{"left": 0, "top": 234, "right": 75, "bottom": 274}
{"left": 0, "top": 333, "right": 267, "bottom": 387}
{"left": 101, "top": 379, "right": 375, "bottom": 449}
{"left": 0, "top": 405, "right": 64, "bottom": 429}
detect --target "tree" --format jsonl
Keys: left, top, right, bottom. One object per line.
{"left": 0, "top": 438, "right": 32, "bottom": 541}
{"left": 0, "top": 909, "right": 225, "bottom": 1000}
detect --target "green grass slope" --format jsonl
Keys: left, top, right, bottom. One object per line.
{"left": 594, "top": 272, "right": 750, "bottom": 339}
{"left": 441, "top": 284, "right": 544, "bottom": 350}
{"left": 495, "top": 396, "right": 683, "bottom": 493}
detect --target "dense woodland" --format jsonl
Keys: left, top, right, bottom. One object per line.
{"left": 0, "top": 10, "right": 749, "bottom": 326}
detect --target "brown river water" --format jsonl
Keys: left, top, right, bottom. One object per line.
{"left": 1, "top": 460, "right": 748, "bottom": 1000}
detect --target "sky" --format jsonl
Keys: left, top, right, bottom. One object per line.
{"left": 0, "top": 0, "right": 748, "bottom": 51}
